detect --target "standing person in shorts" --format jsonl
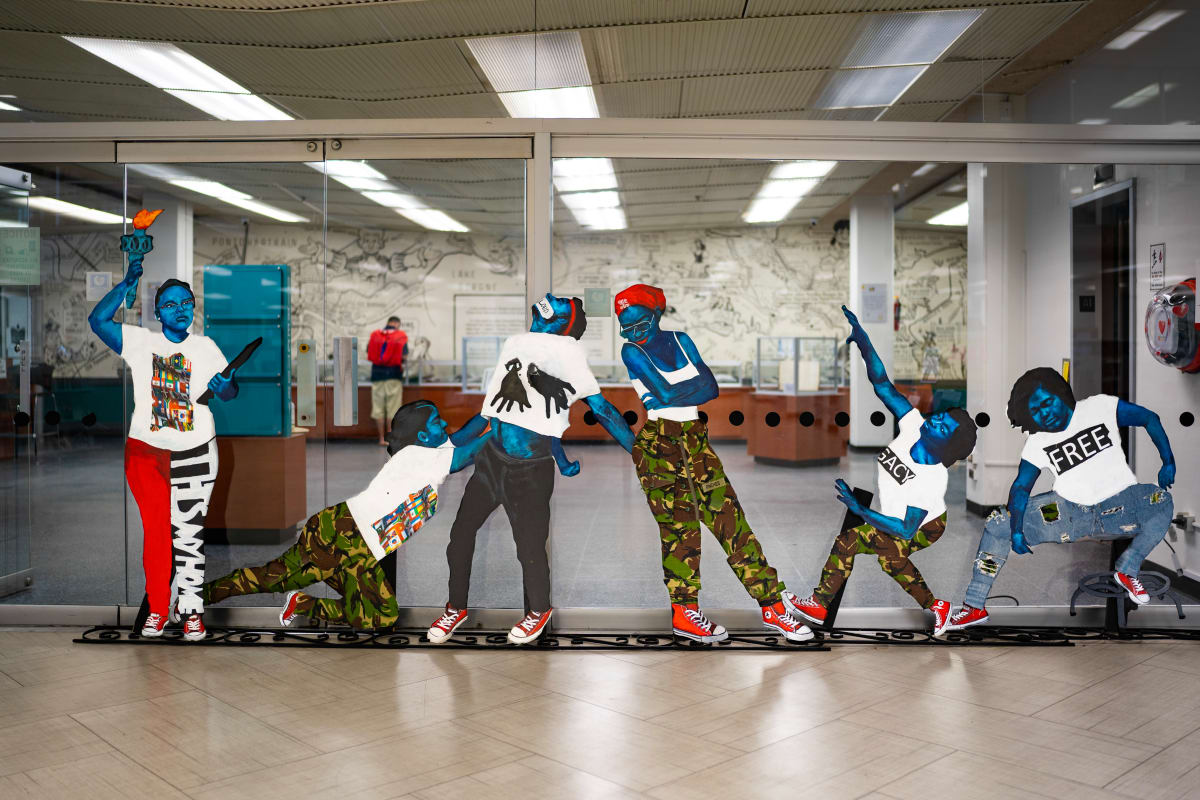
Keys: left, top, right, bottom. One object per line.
{"left": 368, "top": 316, "right": 408, "bottom": 446}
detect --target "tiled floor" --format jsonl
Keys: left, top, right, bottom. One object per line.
{"left": 1, "top": 630, "right": 1198, "bottom": 799}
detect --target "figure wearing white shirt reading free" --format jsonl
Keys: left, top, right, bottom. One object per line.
{"left": 792, "top": 307, "right": 977, "bottom": 637}
{"left": 947, "top": 368, "right": 1176, "bottom": 631}
{"left": 203, "top": 402, "right": 491, "bottom": 629}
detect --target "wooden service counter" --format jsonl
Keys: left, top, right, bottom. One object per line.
{"left": 206, "top": 431, "right": 307, "bottom": 544}
{"left": 746, "top": 389, "right": 850, "bottom": 466}
{"left": 294, "top": 384, "right": 754, "bottom": 441}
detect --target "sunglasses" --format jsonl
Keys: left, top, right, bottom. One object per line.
{"left": 158, "top": 298, "right": 195, "bottom": 312}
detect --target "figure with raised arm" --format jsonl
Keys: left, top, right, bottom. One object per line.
{"left": 426, "top": 293, "right": 634, "bottom": 645}
{"left": 88, "top": 210, "right": 239, "bottom": 641}
{"left": 616, "top": 284, "right": 813, "bottom": 643}
{"left": 791, "top": 307, "right": 977, "bottom": 637}
{"left": 946, "top": 367, "right": 1175, "bottom": 632}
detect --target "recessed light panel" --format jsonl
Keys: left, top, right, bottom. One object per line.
{"left": 814, "top": 66, "right": 927, "bottom": 109}
{"left": 841, "top": 10, "right": 984, "bottom": 68}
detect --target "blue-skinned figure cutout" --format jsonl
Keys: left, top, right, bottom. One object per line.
{"left": 428, "top": 292, "right": 632, "bottom": 645}
{"left": 616, "top": 283, "right": 813, "bottom": 644}
{"left": 88, "top": 211, "right": 241, "bottom": 642}
{"left": 792, "top": 306, "right": 977, "bottom": 637}
{"left": 947, "top": 366, "right": 1176, "bottom": 632}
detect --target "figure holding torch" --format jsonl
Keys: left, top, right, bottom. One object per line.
{"left": 121, "top": 208, "right": 163, "bottom": 308}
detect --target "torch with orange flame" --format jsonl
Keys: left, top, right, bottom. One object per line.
{"left": 121, "top": 208, "right": 164, "bottom": 308}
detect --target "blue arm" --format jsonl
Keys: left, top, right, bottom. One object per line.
{"left": 1006, "top": 459, "right": 1041, "bottom": 554}
{"left": 88, "top": 265, "right": 142, "bottom": 355}
{"left": 450, "top": 424, "right": 493, "bottom": 473}
{"left": 833, "top": 478, "right": 924, "bottom": 539}
{"left": 1117, "top": 399, "right": 1176, "bottom": 488}
{"left": 842, "top": 305, "right": 910, "bottom": 420}
{"left": 620, "top": 336, "right": 718, "bottom": 407}
{"left": 584, "top": 393, "right": 635, "bottom": 453}
{"left": 550, "top": 438, "right": 580, "bottom": 477}
{"left": 450, "top": 414, "right": 489, "bottom": 447}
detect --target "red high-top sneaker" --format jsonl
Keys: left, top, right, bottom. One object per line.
{"left": 671, "top": 603, "right": 728, "bottom": 643}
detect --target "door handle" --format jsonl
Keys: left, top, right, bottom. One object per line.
{"left": 332, "top": 336, "right": 358, "bottom": 427}
{"left": 295, "top": 339, "right": 316, "bottom": 427}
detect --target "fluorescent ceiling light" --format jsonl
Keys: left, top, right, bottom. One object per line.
{"left": 169, "top": 178, "right": 306, "bottom": 222}
{"left": 814, "top": 65, "right": 927, "bottom": 109}
{"left": 27, "top": 196, "right": 128, "bottom": 225}
{"left": 395, "top": 208, "right": 468, "bottom": 232}
{"left": 769, "top": 161, "right": 837, "bottom": 179}
{"left": 841, "top": 10, "right": 984, "bottom": 68}
{"left": 945, "top": 182, "right": 965, "bottom": 192}
{"left": 362, "top": 190, "right": 424, "bottom": 210}
{"left": 1112, "top": 82, "right": 1176, "bottom": 109}
{"left": 927, "top": 202, "right": 968, "bottom": 226}
{"left": 571, "top": 208, "right": 626, "bottom": 230}
{"left": 1106, "top": 10, "right": 1185, "bottom": 49}
{"left": 553, "top": 158, "right": 618, "bottom": 192}
{"left": 743, "top": 197, "right": 803, "bottom": 224}
{"left": 757, "top": 178, "right": 819, "bottom": 199}
{"left": 329, "top": 176, "right": 393, "bottom": 192}
{"left": 309, "top": 160, "right": 388, "bottom": 180}
{"left": 1078, "top": 118, "right": 1110, "bottom": 125}
{"left": 498, "top": 86, "right": 598, "bottom": 118}
{"left": 912, "top": 162, "right": 938, "bottom": 177}
{"left": 64, "top": 36, "right": 291, "bottom": 121}
{"left": 465, "top": 31, "right": 591, "bottom": 93}
{"left": 560, "top": 190, "right": 620, "bottom": 211}
{"left": 0, "top": 100, "right": 19, "bottom": 111}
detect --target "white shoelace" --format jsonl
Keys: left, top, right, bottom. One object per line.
{"left": 519, "top": 613, "right": 543, "bottom": 632}
{"left": 1126, "top": 575, "right": 1145, "bottom": 593}
{"left": 144, "top": 613, "right": 163, "bottom": 628}
{"left": 950, "top": 609, "right": 974, "bottom": 623}
{"left": 683, "top": 608, "right": 713, "bottom": 632}
{"left": 183, "top": 615, "right": 202, "bottom": 633}
{"left": 436, "top": 609, "right": 460, "bottom": 628}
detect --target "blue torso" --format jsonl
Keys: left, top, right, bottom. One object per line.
{"left": 493, "top": 419, "right": 552, "bottom": 459}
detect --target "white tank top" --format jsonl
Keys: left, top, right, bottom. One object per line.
{"left": 629, "top": 331, "right": 701, "bottom": 422}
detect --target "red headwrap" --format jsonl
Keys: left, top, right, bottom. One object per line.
{"left": 614, "top": 284, "right": 666, "bottom": 316}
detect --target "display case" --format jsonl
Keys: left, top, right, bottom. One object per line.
{"left": 755, "top": 337, "right": 840, "bottom": 392}
{"left": 462, "top": 335, "right": 504, "bottom": 391}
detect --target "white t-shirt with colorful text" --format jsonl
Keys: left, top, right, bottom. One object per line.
{"left": 346, "top": 442, "right": 455, "bottom": 562}
{"left": 121, "top": 324, "right": 228, "bottom": 451}
{"left": 1021, "top": 394, "right": 1136, "bottom": 506}
{"left": 481, "top": 332, "right": 601, "bottom": 438}
{"left": 876, "top": 409, "right": 949, "bottom": 527}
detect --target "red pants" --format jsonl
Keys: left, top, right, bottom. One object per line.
{"left": 125, "top": 438, "right": 173, "bottom": 615}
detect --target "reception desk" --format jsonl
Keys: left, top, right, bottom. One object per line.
{"left": 746, "top": 389, "right": 850, "bottom": 466}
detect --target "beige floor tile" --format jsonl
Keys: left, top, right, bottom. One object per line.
{"left": 0, "top": 645, "right": 167, "bottom": 687}
{"left": 635, "top": 649, "right": 835, "bottom": 694}
{"left": 0, "top": 666, "right": 194, "bottom": 727}
{"left": 0, "top": 716, "right": 112, "bottom": 776}
{"left": 1141, "top": 644, "right": 1200, "bottom": 677}
{"left": 845, "top": 691, "right": 1159, "bottom": 787}
{"left": 0, "top": 669, "right": 21, "bottom": 689}
{"left": 647, "top": 665, "right": 907, "bottom": 751}
{"left": 456, "top": 693, "right": 742, "bottom": 791}
{"left": 260, "top": 668, "right": 548, "bottom": 752}
{"left": 289, "top": 647, "right": 514, "bottom": 693}
{"left": 1034, "top": 662, "right": 1200, "bottom": 746}
{"left": 0, "top": 751, "right": 192, "bottom": 800}
{"left": 413, "top": 754, "right": 647, "bottom": 800}
{"left": 646, "top": 719, "right": 952, "bottom": 800}
{"left": 72, "top": 689, "right": 319, "bottom": 789}
{"left": 189, "top": 720, "right": 529, "bottom": 800}
{"left": 816, "top": 646, "right": 1084, "bottom": 715}
{"left": 1107, "top": 726, "right": 1200, "bottom": 800}
{"left": 977, "top": 640, "right": 1174, "bottom": 687}
{"left": 0, "top": 631, "right": 80, "bottom": 666}
{"left": 885, "top": 749, "right": 1133, "bottom": 800}
{"left": 149, "top": 646, "right": 365, "bottom": 718}
{"left": 481, "top": 651, "right": 728, "bottom": 719}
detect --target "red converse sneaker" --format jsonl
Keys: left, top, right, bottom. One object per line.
{"left": 280, "top": 590, "right": 301, "bottom": 627}
{"left": 141, "top": 612, "right": 166, "bottom": 638}
{"left": 427, "top": 604, "right": 469, "bottom": 644}
{"left": 671, "top": 603, "right": 728, "bottom": 643}
{"left": 929, "top": 599, "right": 951, "bottom": 637}
{"left": 1114, "top": 572, "right": 1149, "bottom": 605}
{"left": 508, "top": 608, "right": 554, "bottom": 645}
{"left": 946, "top": 605, "right": 989, "bottom": 631}
{"left": 762, "top": 601, "right": 814, "bottom": 642}
{"left": 790, "top": 594, "right": 828, "bottom": 626}
{"left": 182, "top": 613, "right": 206, "bottom": 642}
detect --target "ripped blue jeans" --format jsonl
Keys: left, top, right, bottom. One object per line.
{"left": 964, "top": 483, "right": 1173, "bottom": 610}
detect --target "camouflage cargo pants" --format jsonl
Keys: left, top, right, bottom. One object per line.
{"left": 813, "top": 514, "right": 946, "bottom": 609}
{"left": 633, "top": 418, "right": 785, "bottom": 606}
{"left": 203, "top": 502, "right": 399, "bottom": 629}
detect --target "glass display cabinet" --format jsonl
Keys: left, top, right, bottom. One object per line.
{"left": 462, "top": 335, "right": 504, "bottom": 391}
{"left": 755, "top": 337, "right": 840, "bottom": 392}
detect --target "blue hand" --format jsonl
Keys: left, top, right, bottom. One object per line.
{"left": 834, "top": 478, "right": 862, "bottom": 514}
{"left": 1159, "top": 461, "right": 1176, "bottom": 489}
{"left": 208, "top": 370, "right": 238, "bottom": 402}
{"left": 559, "top": 460, "right": 580, "bottom": 477}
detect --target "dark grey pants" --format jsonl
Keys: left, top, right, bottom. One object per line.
{"left": 447, "top": 440, "right": 555, "bottom": 613}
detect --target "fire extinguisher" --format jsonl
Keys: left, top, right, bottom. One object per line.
{"left": 893, "top": 296, "right": 901, "bottom": 331}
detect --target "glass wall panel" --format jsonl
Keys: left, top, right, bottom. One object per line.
{"left": 0, "top": 162, "right": 128, "bottom": 604}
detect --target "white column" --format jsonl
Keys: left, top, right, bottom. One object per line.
{"left": 965, "top": 163, "right": 1028, "bottom": 510}
{"left": 848, "top": 194, "right": 895, "bottom": 448}
{"left": 139, "top": 190, "right": 193, "bottom": 333}
{"left": 524, "top": 131, "right": 553, "bottom": 326}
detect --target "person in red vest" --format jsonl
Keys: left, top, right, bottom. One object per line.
{"left": 367, "top": 316, "right": 408, "bottom": 446}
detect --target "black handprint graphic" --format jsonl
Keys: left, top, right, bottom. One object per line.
{"left": 527, "top": 363, "right": 575, "bottom": 418}
{"left": 491, "top": 357, "right": 531, "bottom": 413}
